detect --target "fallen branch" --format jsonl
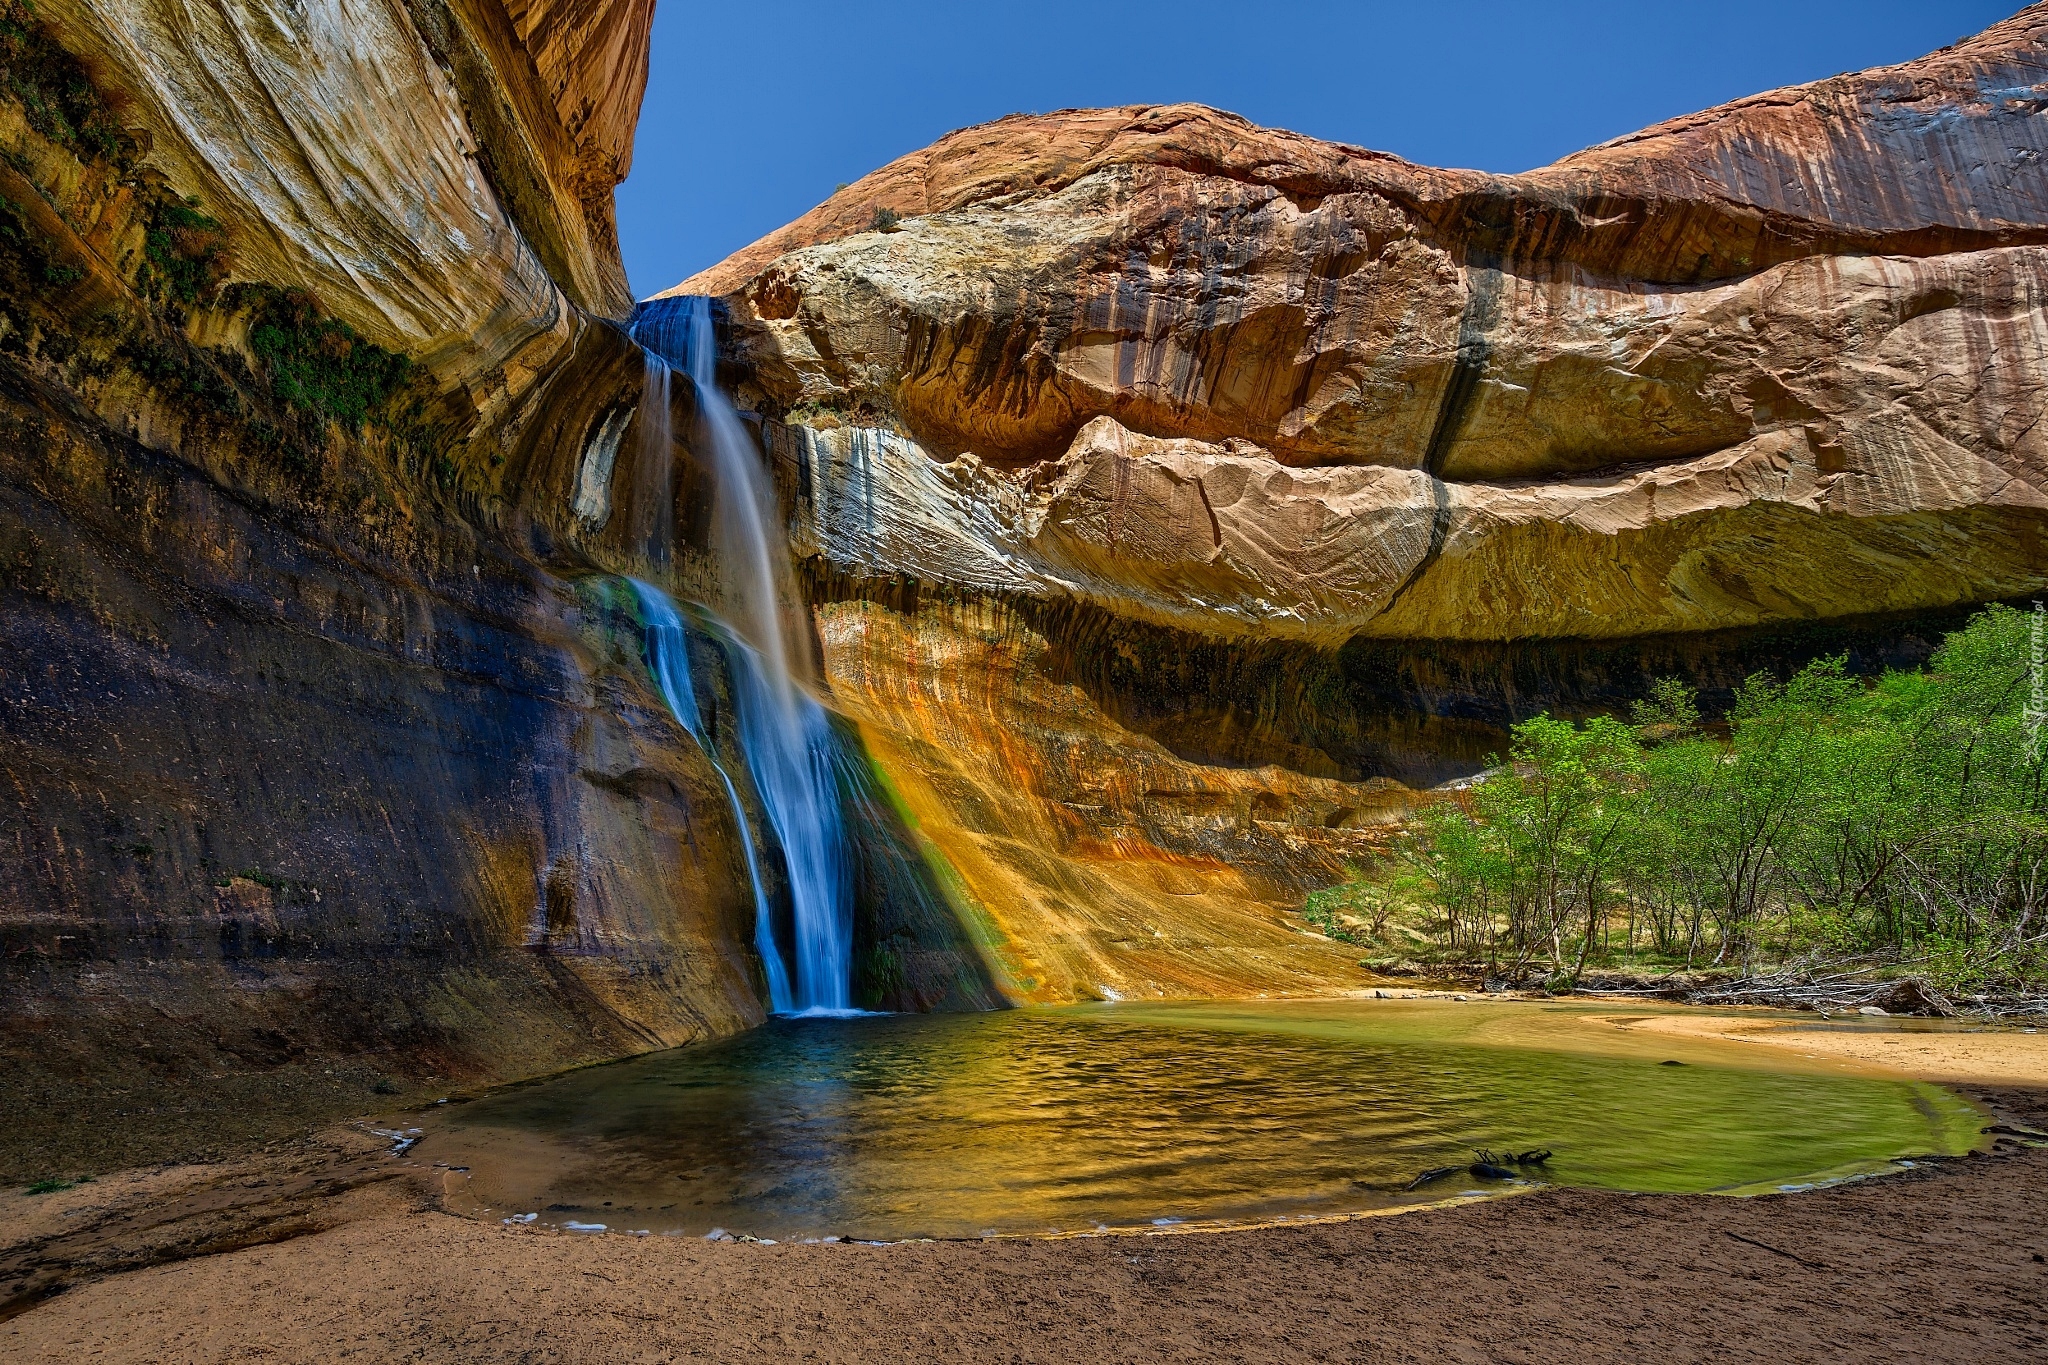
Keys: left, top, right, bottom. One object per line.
{"left": 1725, "top": 1230, "right": 1828, "bottom": 1271}
{"left": 1406, "top": 1148, "right": 1552, "bottom": 1190}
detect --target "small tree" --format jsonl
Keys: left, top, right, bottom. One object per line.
{"left": 1392, "top": 607, "right": 2048, "bottom": 992}
{"left": 1405, "top": 714, "right": 1645, "bottom": 982}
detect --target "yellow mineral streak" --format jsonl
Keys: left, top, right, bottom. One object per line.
{"left": 820, "top": 597, "right": 1415, "bottom": 1002}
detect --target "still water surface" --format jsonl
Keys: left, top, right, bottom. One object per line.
{"left": 423, "top": 1000, "right": 1980, "bottom": 1241}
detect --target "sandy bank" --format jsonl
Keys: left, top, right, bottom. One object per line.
{"left": 1612, "top": 1011, "right": 2048, "bottom": 1087}
{"left": 3, "top": 1011, "right": 2044, "bottom": 1363}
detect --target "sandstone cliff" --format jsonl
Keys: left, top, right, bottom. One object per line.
{"left": 7, "top": 0, "right": 2046, "bottom": 1180}
{"left": 682, "top": 11, "right": 2047, "bottom": 646}
{"left": 662, "top": 9, "right": 2048, "bottom": 1001}
{"left": 0, "top": 0, "right": 997, "bottom": 1180}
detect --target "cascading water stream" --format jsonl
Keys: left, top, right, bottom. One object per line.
{"left": 630, "top": 296, "right": 856, "bottom": 1016}
{"left": 634, "top": 356, "right": 675, "bottom": 566}
{"left": 630, "top": 579, "right": 793, "bottom": 1012}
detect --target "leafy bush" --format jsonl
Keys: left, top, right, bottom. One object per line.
{"left": 1300, "top": 883, "right": 1364, "bottom": 943}
{"left": 143, "top": 198, "right": 230, "bottom": 305}
{"left": 246, "top": 287, "right": 411, "bottom": 428}
{"left": 1393, "top": 606, "right": 2048, "bottom": 988}
{"left": 123, "top": 337, "right": 240, "bottom": 414}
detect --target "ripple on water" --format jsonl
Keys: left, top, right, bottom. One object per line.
{"left": 424, "top": 999, "right": 1982, "bottom": 1242}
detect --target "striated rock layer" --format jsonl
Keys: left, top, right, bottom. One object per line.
{"left": 10, "top": 0, "right": 2048, "bottom": 1175}
{"left": 819, "top": 592, "right": 1407, "bottom": 1003}
{"left": 663, "top": 10, "right": 2048, "bottom": 994}
{"left": 0, "top": 0, "right": 993, "bottom": 1178}
{"left": 40, "top": 0, "right": 643, "bottom": 411}
{"left": 683, "top": 9, "right": 2048, "bottom": 647}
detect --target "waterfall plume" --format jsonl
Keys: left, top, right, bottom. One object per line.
{"left": 630, "top": 297, "right": 856, "bottom": 1016}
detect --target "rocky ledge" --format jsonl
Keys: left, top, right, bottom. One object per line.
{"left": 683, "top": 9, "right": 2048, "bottom": 644}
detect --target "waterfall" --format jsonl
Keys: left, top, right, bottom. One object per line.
{"left": 630, "top": 296, "right": 857, "bottom": 1016}
{"left": 633, "top": 356, "right": 675, "bottom": 565}
{"left": 630, "top": 578, "right": 793, "bottom": 1013}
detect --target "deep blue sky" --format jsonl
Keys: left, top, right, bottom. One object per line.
{"left": 619, "top": 1, "right": 2017, "bottom": 297}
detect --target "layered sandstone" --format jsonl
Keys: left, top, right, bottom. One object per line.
{"left": 820, "top": 595, "right": 1407, "bottom": 1003}
{"left": 654, "top": 10, "right": 2048, "bottom": 1004}
{"left": 682, "top": 9, "right": 2048, "bottom": 645}
{"left": 1, "top": 0, "right": 817, "bottom": 1179}
{"left": 10, "top": 0, "right": 2048, "bottom": 1179}
{"left": 37, "top": 0, "right": 644, "bottom": 421}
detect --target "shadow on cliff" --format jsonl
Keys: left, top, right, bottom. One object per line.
{"left": 830, "top": 716, "right": 1012, "bottom": 1014}
{"left": 808, "top": 567, "right": 2011, "bottom": 790}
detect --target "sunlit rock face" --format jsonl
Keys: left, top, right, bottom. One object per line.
{"left": 817, "top": 595, "right": 1406, "bottom": 1004}
{"left": 7, "top": 0, "right": 2047, "bottom": 1179}
{"left": 657, "top": 10, "right": 2048, "bottom": 1003}
{"left": 683, "top": 10, "right": 2048, "bottom": 644}
{"left": 40, "top": 0, "right": 646, "bottom": 413}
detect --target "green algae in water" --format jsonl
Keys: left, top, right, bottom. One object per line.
{"left": 1099, "top": 999, "right": 1984, "bottom": 1195}
{"left": 421, "top": 1000, "right": 1982, "bottom": 1241}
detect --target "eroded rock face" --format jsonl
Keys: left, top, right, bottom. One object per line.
{"left": 0, "top": 0, "right": 795, "bottom": 1177}
{"left": 10, "top": 0, "right": 2048, "bottom": 1174}
{"left": 0, "top": 374, "right": 766, "bottom": 1172}
{"left": 654, "top": 11, "right": 2048, "bottom": 1004}
{"left": 782, "top": 417, "right": 1436, "bottom": 644}
{"left": 818, "top": 595, "right": 1405, "bottom": 1003}
{"left": 686, "top": 9, "right": 2048, "bottom": 644}
{"left": 42, "top": 0, "right": 644, "bottom": 416}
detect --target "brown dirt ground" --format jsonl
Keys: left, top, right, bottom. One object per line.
{"left": 3, "top": 1023, "right": 2045, "bottom": 1363}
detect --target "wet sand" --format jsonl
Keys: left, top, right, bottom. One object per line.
{"left": 4, "top": 1012, "right": 2046, "bottom": 1363}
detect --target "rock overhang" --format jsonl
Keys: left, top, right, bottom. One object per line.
{"left": 665, "top": 9, "right": 2048, "bottom": 646}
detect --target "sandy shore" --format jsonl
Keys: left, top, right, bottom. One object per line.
{"left": 4, "top": 1011, "right": 2046, "bottom": 1363}
{"left": 1607, "top": 1010, "right": 2048, "bottom": 1087}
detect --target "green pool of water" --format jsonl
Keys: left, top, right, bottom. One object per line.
{"left": 419, "top": 999, "right": 1981, "bottom": 1241}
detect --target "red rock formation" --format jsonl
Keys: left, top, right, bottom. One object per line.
{"left": 40, "top": 0, "right": 652, "bottom": 416}
{"left": 0, "top": 0, "right": 746, "bottom": 1178}
{"left": 436, "top": 0, "right": 654, "bottom": 312}
{"left": 678, "top": 8, "right": 2047, "bottom": 645}
{"left": 684, "top": 8, "right": 2048, "bottom": 298}
{"left": 645, "top": 10, "right": 2048, "bottom": 1002}
{"left": 8, "top": 0, "right": 2047, "bottom": 1180}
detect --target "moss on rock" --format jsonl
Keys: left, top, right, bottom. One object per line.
{"left": 141, "top": 199, "right": 230, "bottom": 306}
{"left": 0, "top": 0, "right": 123, "bottom": 164}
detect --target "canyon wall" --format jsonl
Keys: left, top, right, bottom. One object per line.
{"left": 6, "top": 0, "right": 2046, "bottom": 1177}
{"left": 0, "top": 0, "right": 1003, "bottom": 1180}
{"left": 671, "top": 9, "right": 2048, "bottom": 989}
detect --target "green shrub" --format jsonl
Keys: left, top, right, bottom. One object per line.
{"left": 0, "top": 0, "right": 123, "bottom": 163}
{"left": 1301, "top": 872, "right": 1399, "bottom": 944}
{"left": 246, "top": 287, "right": 411, "bottom": 428}
{"left": 1392, "top": 606, "right": 2048, "bottom": 988}
{"left": 122, "top": 337, "right": 241, "bottom": 414}
{"left": 142, "top": 198, "right": 230, "bottom": 305}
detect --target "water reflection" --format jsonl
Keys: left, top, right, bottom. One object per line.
{"left": 425, "top": 1001, "right": 1980, "bottom": 1241}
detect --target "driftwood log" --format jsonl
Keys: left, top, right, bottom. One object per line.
{"left": 1406, "top": 1148, "right": 1551, "bottom": 1191}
